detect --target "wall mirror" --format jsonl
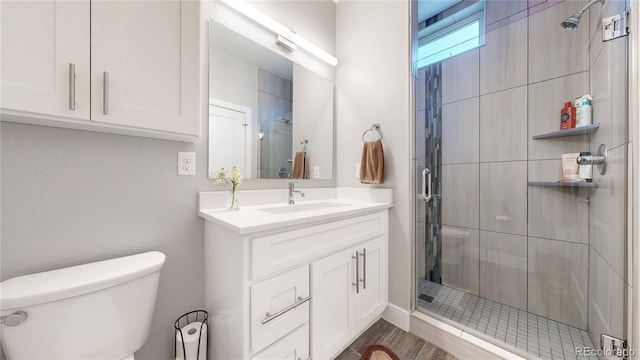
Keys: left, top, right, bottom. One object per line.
{"left": 208, "top": 19, "right": 334, "bottom": 180}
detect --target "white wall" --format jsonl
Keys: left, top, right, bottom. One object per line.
{"left": 1, "top": 122, "right": 208, "bottom": 359}
{"left": 0, "top": 1, "right": 336, "bottom": 359}
{"left": 335, "top": 0, "right": 412, "bottom": 311}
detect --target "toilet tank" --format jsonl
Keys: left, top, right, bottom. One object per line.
{"left": 0, "top": 251, "right": 166, "bottom": 360}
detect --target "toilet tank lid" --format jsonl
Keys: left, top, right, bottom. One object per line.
{"left": 0, "top": 251, "right": 166, "bottom": 310}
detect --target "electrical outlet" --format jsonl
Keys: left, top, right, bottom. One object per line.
{"left": 355, "top": 163, "right": 361, "bottom": 179}
{"left": 178, "top": 152, "right": 196, "bottom": 176}
{"left": 313, "top": 166, "right": 320, "bottom": 179}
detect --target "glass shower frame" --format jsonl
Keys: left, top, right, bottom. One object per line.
{"left": 412, "top": 1, "right": 634, "bottom": 358}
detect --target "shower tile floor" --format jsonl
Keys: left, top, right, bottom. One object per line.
{"left": 417, "top": 280, "right": 599, "bottom": 360}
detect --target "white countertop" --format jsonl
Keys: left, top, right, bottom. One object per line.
{"left": 198, "top": 187, "right": 393, "bottom": 235}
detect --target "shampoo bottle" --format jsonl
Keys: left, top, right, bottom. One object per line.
{"left": 575, "top": 94, "right": 593, "bottom": 127}
{"left": 561, "top": 102, "right": 576, "bottom": 130}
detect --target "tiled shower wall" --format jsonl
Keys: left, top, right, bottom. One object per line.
{"left": 258, "top": 68, "right": 293, "bottom": 178}
{"left": 417, "top": 0, "right": 628, "bottom": 345}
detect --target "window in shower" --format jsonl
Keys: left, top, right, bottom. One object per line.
{"left": 416, "top": 1, "right": 485, "bottom": 69}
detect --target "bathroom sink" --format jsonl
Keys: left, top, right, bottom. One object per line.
{"left": 258, "top": 201, "right": 349, "bottom": 215}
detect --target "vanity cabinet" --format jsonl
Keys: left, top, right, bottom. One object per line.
{"left": 311, "top": 247, "right": 358, "bottom": 359}
{"left": 250, "top": 265, "right": 311, "bottom": 354}
{"left": 0, "top": 0, "right": 199, "bottom": 141}
{"left": 311, "top": 237, "right": 387, "bottom": 360}
{"left": 203, "top": 209, "right": 389, "bottom": 360}
{"left": 251, "top": 323, "right": 310, "bottom": 360}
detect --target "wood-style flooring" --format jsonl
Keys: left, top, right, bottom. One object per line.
{"left": 335, "top": 318, "right": 457, "bottom": 360}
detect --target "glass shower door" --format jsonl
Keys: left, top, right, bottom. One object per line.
{"left": 416, "top": 63, "right": 442, "bottom": 294}
{"left": 414, "top": 1, "right": 630, "bottom": 358}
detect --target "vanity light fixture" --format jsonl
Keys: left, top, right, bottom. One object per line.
{"left": 276, "top": 34, "right": 297, "bottom": 52}
{"left": 219, "top": 0, "right": 338, "bottom": 66}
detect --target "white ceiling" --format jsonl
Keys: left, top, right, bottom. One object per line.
{"left": 417, "top": 0, "right": 462, "bottom": 23}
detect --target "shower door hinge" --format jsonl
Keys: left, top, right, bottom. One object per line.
{"left": 600, "top": 334, "right": 631, "bottom": 359}
{"left": 602, "top": 11, "right": 629, "bottom": 42}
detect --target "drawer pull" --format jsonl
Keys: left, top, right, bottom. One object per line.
{"left": 262, "top": 295, "right": 311, "bottom": 325}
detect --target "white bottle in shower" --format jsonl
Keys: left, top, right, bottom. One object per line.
{"left": 575, "top": 94, "right": 593, "bottom": 127}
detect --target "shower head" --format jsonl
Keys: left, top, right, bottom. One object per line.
{"left": 561, "top": 15, "right": 582, "bottom": 30}
{"left": 561, "top": 0, "right": 603, "bottom": 30}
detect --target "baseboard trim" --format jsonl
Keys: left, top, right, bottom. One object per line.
{"left": 410, "top": 311, "right": 527, "bottom": 360}
{"left": 382, "top": 303, "right": 410, "bottom": 331}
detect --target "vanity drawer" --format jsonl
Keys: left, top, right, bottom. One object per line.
{"left": 251, "top": 323, "right": 309, "bottom": 360}
{"left": 252, "top": 212, "right": 384, "bottom": 279}
{"left": 251, "top": 265, "right": 310, "bottom": 353}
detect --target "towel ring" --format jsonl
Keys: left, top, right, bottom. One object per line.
{"left": 299, "top": 139, "right": 309, "bottom": 151}
{"left": 362, "top": 123, "right": 381, "bottom": 142}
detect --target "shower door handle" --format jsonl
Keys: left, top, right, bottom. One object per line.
{"left": 422, "top": 168, "right": 432, "bottom": 203}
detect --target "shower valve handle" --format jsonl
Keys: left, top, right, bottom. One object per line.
{"left": 577, "top": 144, "right": 608, "bottom": 175}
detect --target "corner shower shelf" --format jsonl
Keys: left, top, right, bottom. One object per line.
{"left": 532, "top": 123, "right": 600, "bottom": 140}
{"left": 528, "top": 181, "right": 599, "bottom": 188}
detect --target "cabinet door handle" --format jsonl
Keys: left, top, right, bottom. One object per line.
{"left": 360, "top": 248, "right": 366, "bottom": 289}
{"left": 103, "top": 71, "right": 109, "bottom": 115}
{"left": 68, "top": 63, "right": 76, "bottom": 110}
{"left": 262, "top": 295, "right": 311, "bottom": 325}
{"left": 352, "top": 250, "right": 360, "bottom": 294}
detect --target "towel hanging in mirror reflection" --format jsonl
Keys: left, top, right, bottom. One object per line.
{"left": 292, "top": 150, "right": 309, "bottom": 179}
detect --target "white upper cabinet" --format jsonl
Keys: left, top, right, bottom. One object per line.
{"left": 90, "top": 0, "right": 199, "bottom": 136}
{"left": 0, "top": 0, "right": 200, "bottom": 142}
{"left": 1, "top": 0, "right": 90, "bottom": 120}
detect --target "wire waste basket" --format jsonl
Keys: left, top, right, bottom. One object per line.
{"left": 174, "top": 310, "right": 208, "bottom": 360}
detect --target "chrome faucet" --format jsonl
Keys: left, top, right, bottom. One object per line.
{"left": 288, "top": 181, "right": 305, "bottom": 204}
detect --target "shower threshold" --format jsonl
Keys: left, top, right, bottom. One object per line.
{"left": 417, "top": 280, "right": 598, "bottom": 360}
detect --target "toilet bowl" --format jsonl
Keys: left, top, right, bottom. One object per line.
{"left": 0, "top": 251, "right": 166, "bottom": 359}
